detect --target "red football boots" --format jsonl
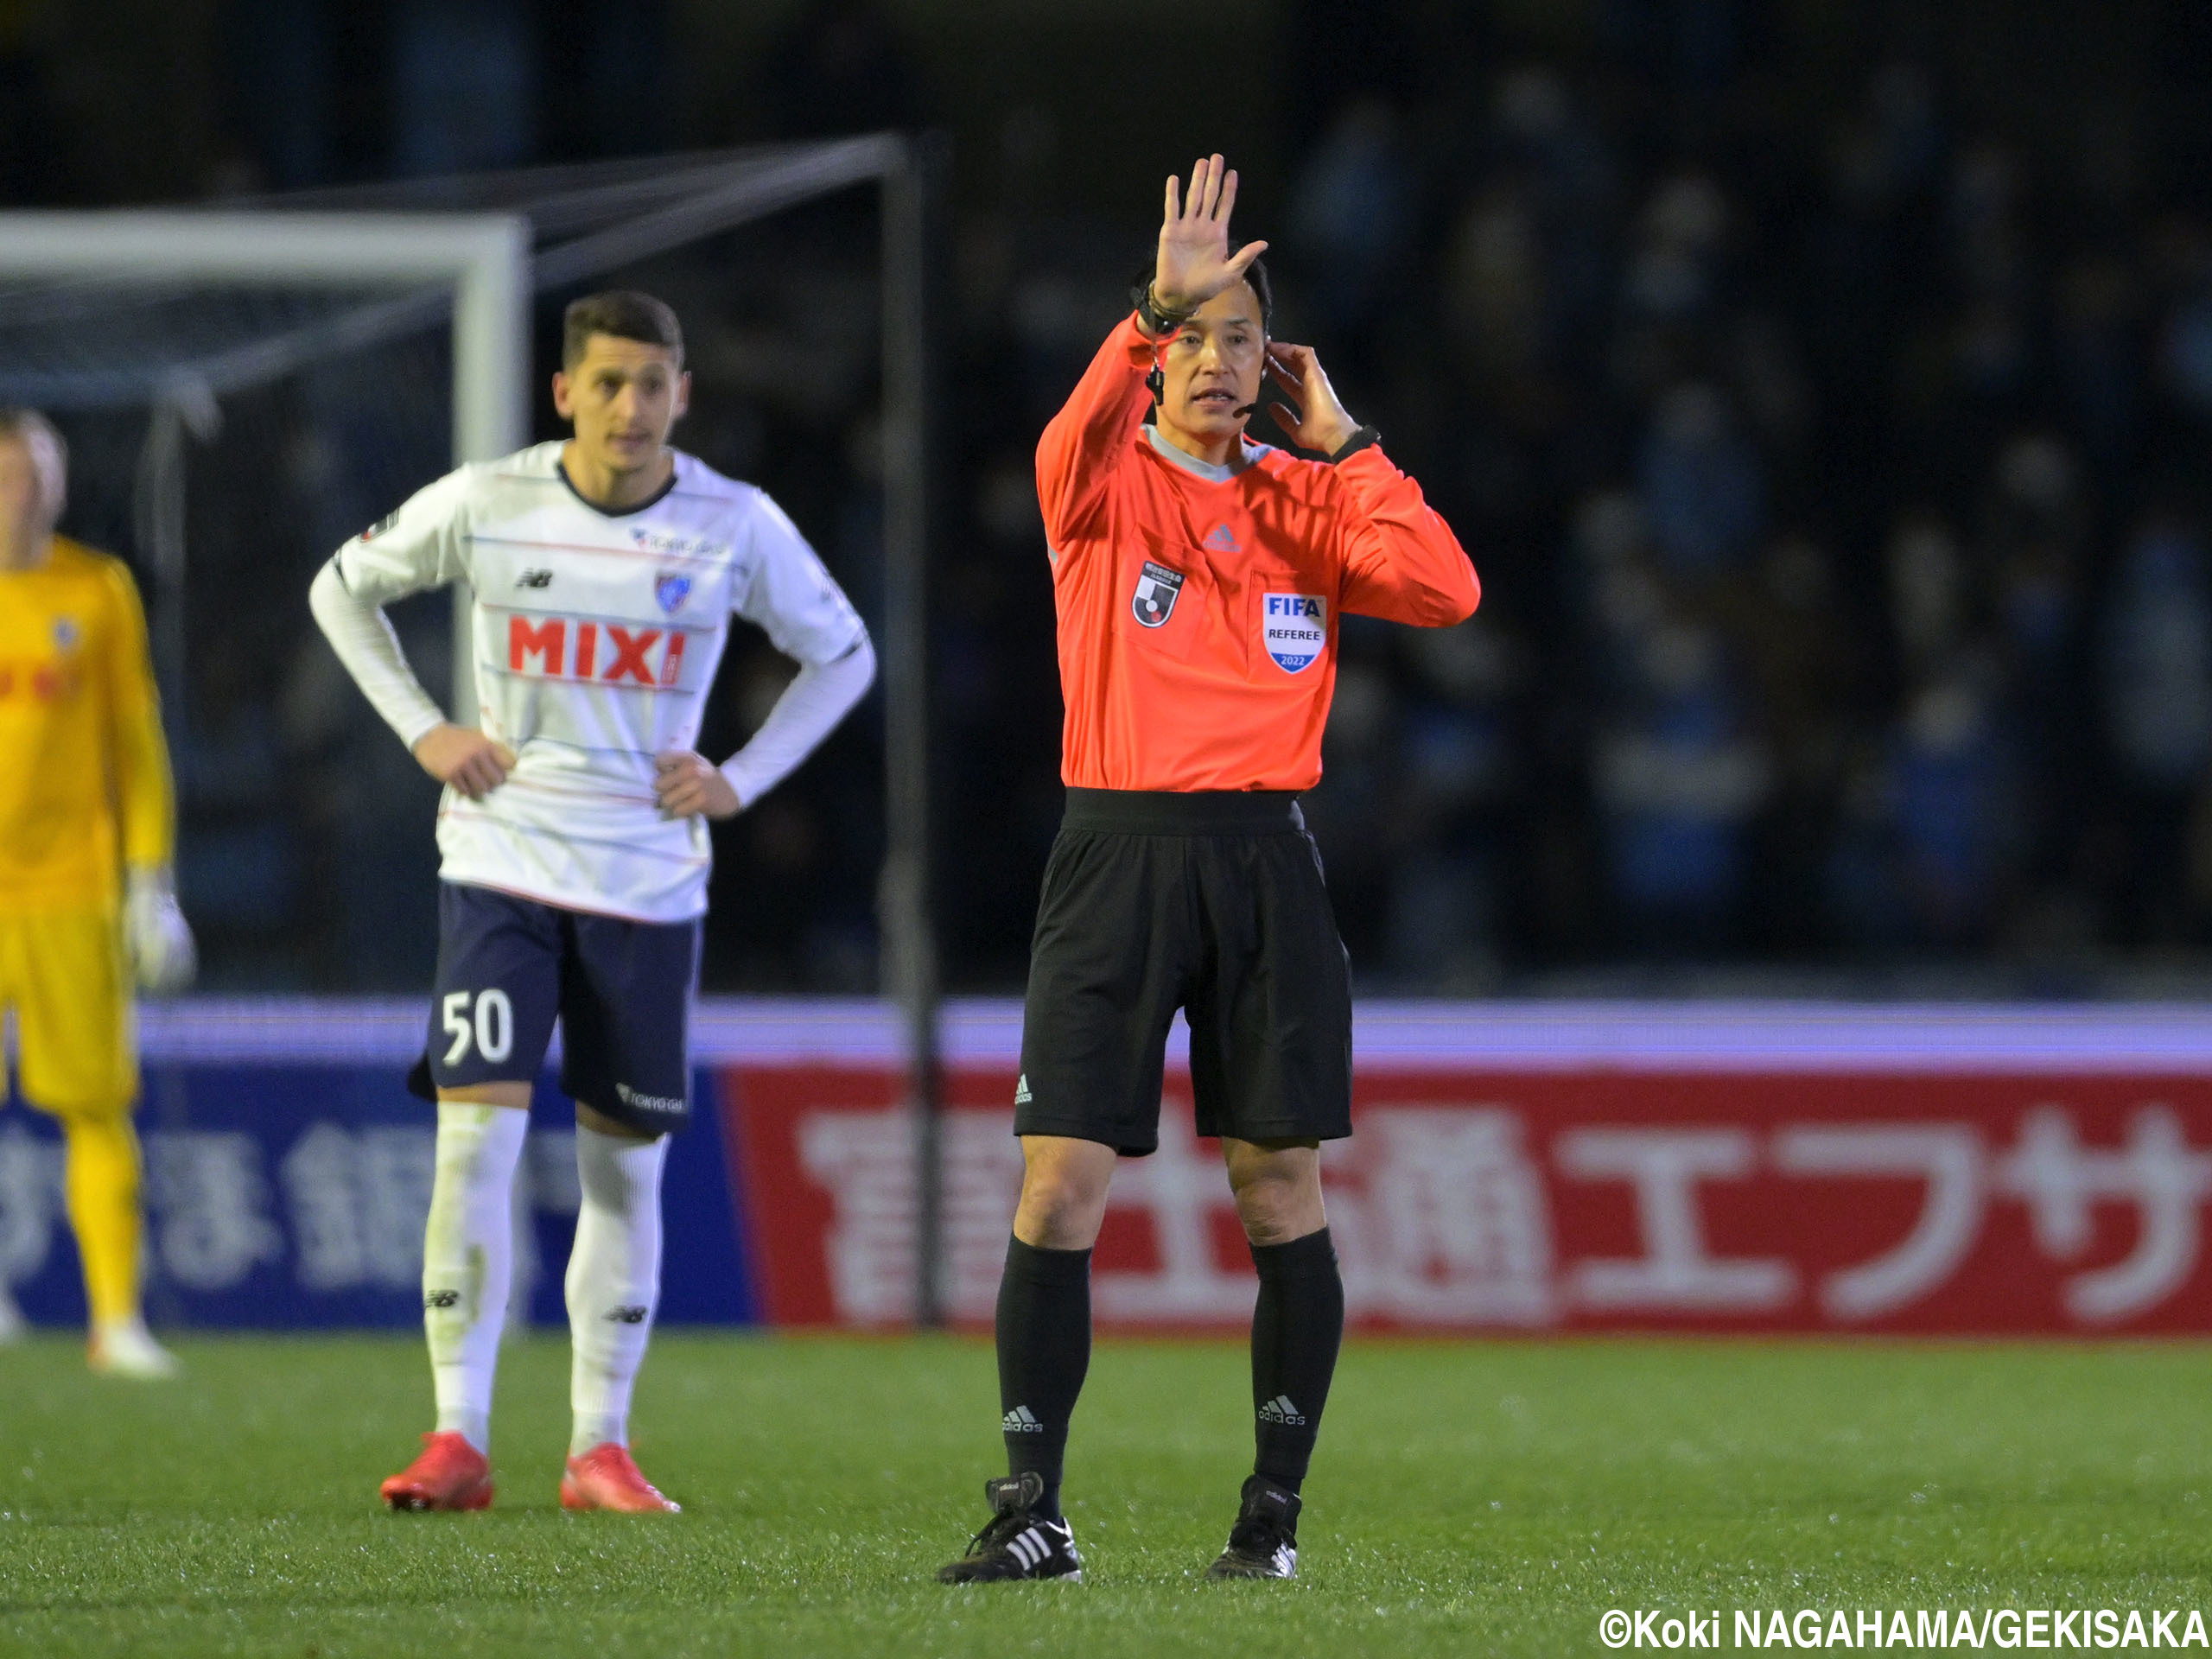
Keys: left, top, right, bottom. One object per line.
{"left": 379, "top": 1431, "right": 494, "bottom": 1512}
{"left": 559, "top": 1443, "right": 681, "bottom": 1513}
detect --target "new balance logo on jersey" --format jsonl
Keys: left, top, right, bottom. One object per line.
{"left": 507, "top": 615, "right": 690, "bottom": 688}
{"left": 1258, "top": 1395, "right": 1306, "bottom": 1426}
{"left": 605, "top": 1306, "right": 650, "bottom": 1325}
{"left": 1002, "top": 1405, "right": 1045, "bottom": 1433}
{"left": 514, "top": 569, "right": 554, "bottom": 588}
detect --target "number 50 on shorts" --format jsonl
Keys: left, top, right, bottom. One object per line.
{"left": 441, "top": 988, "right": 516, "bottom": 1065}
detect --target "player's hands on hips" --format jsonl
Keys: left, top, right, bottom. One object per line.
{"left": 1262, "top": 343, "right": 1360, "bottom": 456}
{"left": 413, "top": 723, "right": 517, "bottom": 799}
{"left": 125, "top": 866, "right": 196, "bottom": 995}
{"left": 654, "top": 751, "right": 742, "bottom": 820}
{"left": 1153, "top": 154, "right": 1269, "bottom": 317}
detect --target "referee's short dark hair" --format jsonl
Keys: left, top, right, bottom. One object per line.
{"left": 1236, "top": 247, "right": 1274, "bottom": 330}
{"left": 563, "top": 290, "right": 684, "bottom": 368}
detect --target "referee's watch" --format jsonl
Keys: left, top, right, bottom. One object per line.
{"left": 1132, "top": 282, "right": 1195, "bottom": 339}
{"left": 1327, "top": 426, "right": 1382, "bottom": 461}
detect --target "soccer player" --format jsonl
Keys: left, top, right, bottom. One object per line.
{"left": 935, "top": 156, "right": 1478, "bottom": 1583}
{"left": 0, "top": 407, "right": 197, "bottom": 1379}
{"left": 309, "top": 291, "right": 874, "bottom": 1513}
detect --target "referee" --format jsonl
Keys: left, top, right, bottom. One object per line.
{"left": 936, "top": 155, "right": 1480, "bottom": 1585}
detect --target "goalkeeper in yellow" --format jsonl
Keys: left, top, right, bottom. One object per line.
{"left": 0, "top": 408, "right": 195, "bottom": 1378}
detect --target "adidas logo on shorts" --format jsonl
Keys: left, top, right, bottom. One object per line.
{"left": 1257, "top": 1395, "right": 1306, "bottom": 1427}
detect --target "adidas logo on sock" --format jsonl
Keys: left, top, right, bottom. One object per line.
{"left": 1014, "top": 1074, "right": 1033, "bottom": 1105}
{"left": 1002, "top": 1405, "right": 1045, "bottom": 1433}
{"left": 1257, "top": 1395, "right": 1306, "bottom": 1427}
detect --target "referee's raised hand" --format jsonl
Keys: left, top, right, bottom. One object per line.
{"left": 1153, "top": 154, "right": 1270, "bottom": 316}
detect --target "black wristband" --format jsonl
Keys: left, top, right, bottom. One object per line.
{"left": 1131, "top": 281, "right": 1194, "bottom": 339}
{"left": 1326, "top": 426, "right": 1382, "bottom": 462}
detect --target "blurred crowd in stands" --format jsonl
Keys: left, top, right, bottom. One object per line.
{"left": 8, "top": 0, "right": 2212, "bottom": 993}
{"left": 950, "top": 11, "right": 2212, "bottom": 992}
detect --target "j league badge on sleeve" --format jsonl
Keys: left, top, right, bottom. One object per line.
{"left": 1131, "top": 560, "right": 1186, "bottom": 628}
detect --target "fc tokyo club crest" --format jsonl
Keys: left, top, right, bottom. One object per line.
{"left": 1131, "top": 560, "right": 1186, "bottom": 628}
{"left": 654, "top": 571, "right": 693, "bottom": 613}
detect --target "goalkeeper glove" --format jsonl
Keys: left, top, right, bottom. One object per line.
{"left": 125, "top": 867, "right": 197, "bottom": 994}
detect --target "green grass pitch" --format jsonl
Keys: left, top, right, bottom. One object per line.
{"left": 1, "top": 1332, "right": 2207, "bottom": 1656}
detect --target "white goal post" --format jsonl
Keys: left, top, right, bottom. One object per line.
{"left": 0, "top": 212, "right": 530, "bottom": 717}
{"left": 0, "top": 209, "right": 531, "bottom": 464}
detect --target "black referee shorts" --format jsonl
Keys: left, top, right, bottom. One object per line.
{"left": 1014, "top": 788, "right": 1353, "bottom": 1156}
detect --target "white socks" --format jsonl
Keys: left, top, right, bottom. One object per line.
{"left": 565, "top": 1125, "right": 667, "bottom": 1456}
{"left": 422, "top": 1103, "right": 529, "bottom": 1454}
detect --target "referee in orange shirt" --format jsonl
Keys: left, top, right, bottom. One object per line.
{"left": 937, "top": 156, "right": 1479, "bottom": 1585}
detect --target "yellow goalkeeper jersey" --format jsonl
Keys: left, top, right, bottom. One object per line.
{"left": 0, "top": 537, "right": 175, "bottom": 911}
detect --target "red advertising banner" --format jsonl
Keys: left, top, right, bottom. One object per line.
{"left": 723, "top": 1063, "right": 2212, "bottom": 1335}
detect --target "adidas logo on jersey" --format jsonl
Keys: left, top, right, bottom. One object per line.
{"left": 1002, "top": 1405, "right": 1045, "bottom": 1433}
{"left": 1205, "top": 523, "right": 1242, "bottom": 552}
{"left": 1014, "top": 1074, "right": 1032, "bottom": 1105}
{"left": 1257, "top": 1395, "right": 1306, "bottom": 1426}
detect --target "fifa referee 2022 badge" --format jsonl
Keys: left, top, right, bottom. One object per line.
{"left": 933, "top": 154, "right": 1482, "bottom": 1586}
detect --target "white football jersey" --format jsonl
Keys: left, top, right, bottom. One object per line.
{"left": 329, "top": 442, "right": 867, "bottom": 922}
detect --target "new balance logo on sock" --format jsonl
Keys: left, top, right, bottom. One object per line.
{"left": 424, "top": 1289, "right": 461, "bottom": 1309}
{"left": 605, "top": 1306, "right": 649, "bottom": 1325}
{"left": 1002, "top": 1405, "right": 1044, "bottom": 1433}
{"left": 1014, "top": 1074, "right": 1032, "bottom": 1105}
{"left": 1258, "top": 1395, "right": 1306, "bottom": 1426}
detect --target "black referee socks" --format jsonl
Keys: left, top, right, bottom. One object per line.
{"left": 1249, "top": 1226, "right": 1344, "bottom": 1495}
{"left": 996, "top": 1236, "right": 1092, "bottom": 1522}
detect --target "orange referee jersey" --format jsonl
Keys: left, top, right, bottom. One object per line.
{"left": 1038, "top": 315, "right": 1479, "bottom": 793}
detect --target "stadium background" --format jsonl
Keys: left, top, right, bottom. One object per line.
{"left": 6, "top": 7, "right": 2212, "bottom": 1655}
{"left": 8, "top": 0, "right": 2212, "bottom": 999}
{"left": 3, "top": 0, "right": 2212, "bottom": 1343}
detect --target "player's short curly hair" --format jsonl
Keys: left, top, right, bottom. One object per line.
{"left": 0, "top": 407, "right": 67, "bottom": 524}
{"left": 563, "top": 290, "right": 684, "bottom": 369}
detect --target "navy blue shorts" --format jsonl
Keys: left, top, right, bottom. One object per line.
{"left": 405, "top": 881, "right": 701, "bottom": 1135}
